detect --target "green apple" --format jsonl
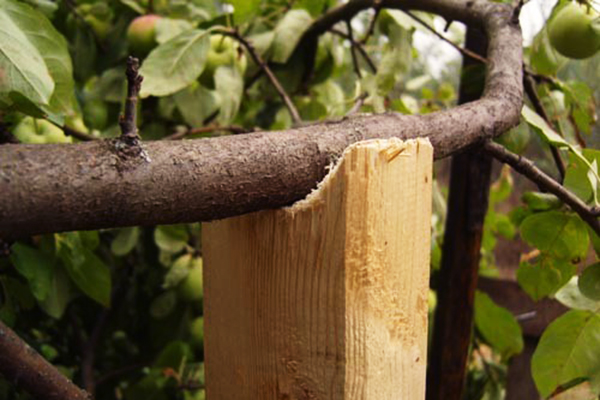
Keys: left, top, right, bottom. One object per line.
{"left": 189, "top": 316, "right": 204, "bottom": 349}
{"left": 177, "top": 257, "right": 203, "bottom": 302}
{"left": 13, "top": 117, "right": 72, "bottom": 144}
{"left": 548, "top": 1, "right": 600, "bottom": 59}
{"left": 199, "top": 34, "right": 247, "bottom": 88}
{"left": 127, "top": 14, "right": 161, "bottom": 56}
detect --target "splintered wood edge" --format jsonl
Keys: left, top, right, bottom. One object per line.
{"left": 287, "top": 137, "right": 433, "bottom": 213}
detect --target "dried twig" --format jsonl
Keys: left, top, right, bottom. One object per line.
{"left": 218, "top": 28, "right": 302, "bottom": 124}
{"left": 164, "top": 125, "right": 251, "bottom": 140}
{"left": 0, "top": 320, "right": 91, "bottom": 400}
{"left": 330, "top": 28, "right": 377, "bottom": 73}
{"left": 484, "top": 141, "right": 600, "bottom": 236}
{"left": 404, "top": 10, "right": 489, "bottom": 64}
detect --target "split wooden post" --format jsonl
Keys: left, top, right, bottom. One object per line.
{"left": 202, "top": 138, "right": 433, "bottom": 399}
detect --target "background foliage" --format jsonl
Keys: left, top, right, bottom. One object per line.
{"left": 1, "top": 0, "right": 600, "bottom": 399}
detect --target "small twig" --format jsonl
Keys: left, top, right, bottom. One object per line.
{"left": 404, "top": 10, "right": 489, "bottom": 64}
{"left": 218, "top": 28, "right": 302, "bottom": 124}
{"left": 0, "top": 320, "right": 91, "bottom": 400}
{"left": 164, "top": 125, "right": 252, "bottom": 140}
{"left": 346, "top": 93, "right": 368, "bottom": 116}
{"left": 523, "top": 73, "right": 566, "bottom": 181}
{"left": 329, "top": 28, "right": 377, "bottom": 73}
{"left": 61, "top": 124, "right": 99, "bottom": 141}
{"left": 360, "top": 3, "right": 382, "bottom": 44}
{"left": 119, "top": 56, "right": 143, "bottom": 143}
{"left": 346, "top": 20, "right": 362, "bottom": 78}
{"left": 484, "top": 141, "right": 600, "bottom": 237}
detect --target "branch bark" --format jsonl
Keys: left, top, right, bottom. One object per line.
{"left": 0, "top": 0, "right": 522, "bottom": 240}
{"left": 0, "top": 321, "right": 91, "bottom": 400}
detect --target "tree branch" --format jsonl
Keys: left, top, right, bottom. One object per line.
{"left": 0, "top": 0, "right": 522, "bottom": 240}
{"left": 119, "top": 56, "right": 143, "bottom": 143}
{"left": 484, "top": 141, "right": 600, "bottom": 236}
{"left": 345, "top": 20, "right": 363, "bottom": 78}
{"left": 62, "top": 125, "right": 99, "bottom": 142}
{"left": 218, "top": 28, "right": 302, "bottom": 124}
{"left": 0, "top": 321, "right": 91, "bottom": 400}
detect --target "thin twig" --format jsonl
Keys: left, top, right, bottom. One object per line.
{"left": 62, "top": 124, "right": 99, "bottom": 141}
{"left": 218, "top": 28, "right": 302, "bottom": 124}
{"left": 346, "top": 93, "right": 368, "bottom": 116}
{"left": 330, "top": 28, "right": 377, "bottom": 74}
{"left": 360, "top": 3, "right": 382, "bottom": 44}
{"left": 523, "top": 73, "right": 566, "bottom": 181}
{"left": 0, "top": 321, "right": 91, "bottom": 400}
{"left": 119, "top": 56, "right": 143, "bottom": 143}
{"left": 164, "top": 125, "right": 252, "bottom": 140}
{"left": 484, "top": 141, "right": 600, "bottom": 236}
{"left": 404, "top": 10, "right": 489, "bottom": 64}
{"left": 346, "top": 20, "right": 362, "bottom": 78}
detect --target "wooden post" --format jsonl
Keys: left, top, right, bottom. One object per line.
{"left": 202, "top": 138, "right": 433, "bottom": 399}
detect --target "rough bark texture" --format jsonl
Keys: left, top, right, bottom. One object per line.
{"left": 426, "top": 28, "right": 490, "bottom": 400}
{"left": 0, "top": 321, "right": 91, "bottom": 400}
{"left": 0, "top": 0, "right": 522, "bottom": 240}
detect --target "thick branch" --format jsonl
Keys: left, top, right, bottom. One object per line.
{"left": 0, "top": 321, "right": 91, "bottom": 400}
{"left": 484, "top": 141, "right": 600, "bottom": 236}
{"left": 0, "top": 0, "right": 522, "bottom": 240}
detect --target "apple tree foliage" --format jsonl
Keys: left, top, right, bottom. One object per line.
{"left": 0, "top": 0, "right": 600, "bottom": 398}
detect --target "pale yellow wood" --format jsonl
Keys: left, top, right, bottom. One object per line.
{"left": 202, "top": 138, "right": 433, "bottom": 399}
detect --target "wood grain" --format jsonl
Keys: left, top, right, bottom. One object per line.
{"left": 203, "top": 138, "right": 433, "bottom": 399}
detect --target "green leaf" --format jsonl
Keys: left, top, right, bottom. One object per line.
{"left": 149, "top": 291, "right": 178, "bottom": 320}
{"left": 111, "top": 227, "right": 140, "bottom": 257}
{"left": 529, "top": 26, "right": 566, "bottom": 76}
{"left": 579, "top": 263, "right": 600, "bottom": 301}
{"left": 520, "top": 211, "right": 589, "bottom": 261}
{"left": 173, "top": 82, "right": 219, "bottom": 127}
{"left": 556, "top": 277, "right": 600, "bottom": 312}
{"left": 9, "top": 243, "right": 53, "bottom": 301}
{"left": 140, "top": 29, "right": 210, "bottom": 98}
{"left": 475, "top": 291, "right": 524, "bottom": 359}
{"left": 532, "top": 310, "right": 600, "bottom": 398}
{"left": 38, "top": 266, "right": 72, "bottom": 319}
{"left": 154, "top": 225, "right": 189, "bottom": 253}
{"left": 154, "top": 18, "right": 194, "bottom": 44}
{"left": 56, "top": 232, "right": 111, "bottom": 307}
{"left": 163, "top": 254, "right": 192, "bottom": 289}
{"left": 228, "top": 0, "right": 261, "bottom": 25}
{"left": 522, "top": 191, "right": 562, "bottom": 211}
{"left": 271, "top": 9, "right": 312, "bottom": 63}
{"left": 564, "top": 149, "right": 600, "bottom": 204}
{"left": 0, "top": 0, "right": 54, "bottom": 106}
{"left": 215, "top": 65, "right": 243, "bottom": 124}
{"left": 517, "top": 257, "right": 576, "bottom": 301}
{"left": 1, "top": 0, "right": 74, "bottom": 114}
{"left": 154, "top": 340, "right": 192, "bottom": 369}
{"left": 294, "top": 0, "right": 332, "bottom": 16}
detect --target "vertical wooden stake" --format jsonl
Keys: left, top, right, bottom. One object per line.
{"left": 203, "top": 138, "right": 433, "bottom": 399}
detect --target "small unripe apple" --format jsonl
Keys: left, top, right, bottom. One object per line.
{"left": 127, "top": 14, "right": 161, "bottom": 56}
{"left": 199, "top": 34, "right": 247, "bottom": 88}
{"left": 189, "top": 317, "right": 204, "bottom": 349}
{"left": 548, "top": 2, "right": 600, "bottom": 59}
{"left": 13, "top": 117, "right": 72, "bottom": 144}
{"left": 177, "top": 257, "right": 203, "bottom": 302}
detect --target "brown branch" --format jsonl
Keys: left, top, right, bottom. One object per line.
{"left": 346, "top": 93, "right": 369, "bottom": 116}
{"left": 345, "top": 20, "right": 362, "bottom": 78}
{"left": 0, "top": 320, "right": 91, "bottom": 400}
{"left": 484, "top": 141, "right": 600, "bottom": 236}
{"left": 164, "top": 125, "right": 252, "bottom": 140}
{"left": 403, "top": 10, "right": 489, "bottom": 64}
{"left": 329, "top": 28, "right": 377, "bottom": 73}
{"left": 61, "top": 125, "right": 99, "bottom": 141}
{"left": 523, "top": 73, "right": 566, "bottom": 181}
{"left": 218, "top": 28, "right": 302, "bottom": 124}
{"left": 0, "top": 0, "right": 523, "bottom": 240}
